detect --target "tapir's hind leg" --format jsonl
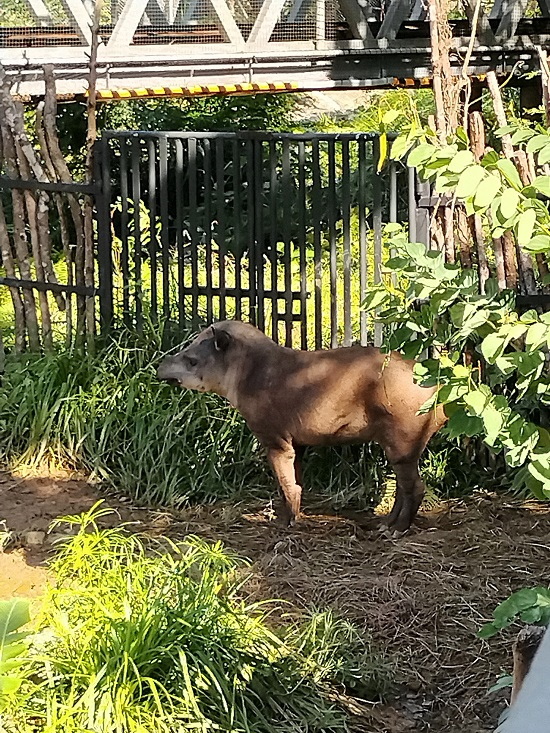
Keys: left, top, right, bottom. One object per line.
{"left": 379, "top": 435, "right": 427, "bottom": 533}
{"left": 385, "top": 459, "right": 425, "bottom": 533}
{"left": 266, "top": 443, "right": 303, "bottom": 526}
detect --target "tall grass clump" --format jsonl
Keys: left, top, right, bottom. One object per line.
{"left": 6, "top": 505, "right": 391, "bottom": 732}
{"left": 0, "top": 331, "right": 269, "bottom": 505}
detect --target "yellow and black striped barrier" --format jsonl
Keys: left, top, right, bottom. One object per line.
{"left": 392, "top": 73, "right": 487, "bottom": 88}
{"left": 89, "top": 81, "right": 299, "bottom": 101}
{"left": 14, "top": 74, "right": 493, "bottom": 103}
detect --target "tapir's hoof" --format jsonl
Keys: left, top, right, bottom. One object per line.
{"left": 379, "top": 524, "right": 408, "bottom": 540}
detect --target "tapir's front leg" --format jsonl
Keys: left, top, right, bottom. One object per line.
{"left": 265, "top": 442, "right": 302, "bottom": 526}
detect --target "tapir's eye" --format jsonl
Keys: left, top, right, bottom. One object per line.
{"left": 184, "top": 356, "right": 198, "bottom": 368}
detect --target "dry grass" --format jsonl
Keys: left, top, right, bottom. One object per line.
{"left": 133, "top": 494, "right": 550, "bottom": 733}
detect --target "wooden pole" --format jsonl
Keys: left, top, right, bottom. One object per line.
{"left": 83, "top": 0, "right": 103, "bottom": 349}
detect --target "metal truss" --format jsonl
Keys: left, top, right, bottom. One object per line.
{"left": 2, "top": 0, "right": 550, "bottom": 96}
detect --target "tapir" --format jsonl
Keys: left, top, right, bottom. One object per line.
{"left": 157, "top": 320, "right": 446, "bottom": 533}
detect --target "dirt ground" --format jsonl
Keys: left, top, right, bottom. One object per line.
{"left": 1, "top": 469, "right": 549, "bottom": 733}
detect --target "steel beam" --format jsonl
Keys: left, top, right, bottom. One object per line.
{"left": 463, "top": 0, "right": 496, "bottom": 44}
{"left": 288, "top": 0, "right": 307, "bottom": 22}
{"left": 59, "top": 0, "right": 94, "bottom": 44}
{"left": 377, "top": 0, "right": 412, "bottom": 40}
{"left": 25, "top": 0, "right": 52, "bottom": 25}
{"left": 338, "top": 0, "right": 375, "bottom": 40}
{"left": 209, "top": 0, "right": 245, "bottom": 45}
{"left": 247, "top": 0, "right": 288, "bottom": 47}
{"left": 496, "top": 0, "right": 529, "bottom": 40}
{"left": 107, "top": 0, "right": 150, "bottom": 47}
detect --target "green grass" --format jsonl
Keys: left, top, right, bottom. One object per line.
{"left": 4, "top": 505, "right": 392, "bottom": 732}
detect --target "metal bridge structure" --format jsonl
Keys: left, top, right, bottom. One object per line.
{"left": 2, "top": 0, "right": 550, "bottom": 98}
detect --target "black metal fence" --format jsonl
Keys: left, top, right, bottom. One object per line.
{"left": 96, "top": 131, "right": 420, "bottom": 349}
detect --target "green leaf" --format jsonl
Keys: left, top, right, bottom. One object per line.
{"left": 516, "top": 208, "right": 537, "bottom": 246}
{"left": 464, "top": 388, "right": 490, "bottom": 416}
{"left": 488, "top": 675, "right": 513, "bottom": 694}
{"left": 482, "top": 404, "right": 504, "bottom": 443}
{"left": 522, "top": 234, "right": 550, "bottom": 253}
{"left": 520, "top": 606, "right": 544, "bottom": 623}
{"left": 474, "top": 174, "right": 501, "bottom": 210}
{"left": 362, "top": 289, "right": 389, "bottom": 312}
{"left": 527, "top": 134, "right": 550, "bottom": 153}
{"left": 532, "top": 175, "right": 550, "bottom": 197}
{"left": 0, "top": 601, "right": 29, "bottom": 641}
{"left": 495, "top": 125, "right": 516, "bottom": 137}
{"left": 528, "top": 458, "right": 550, "bottom": 484}
{"left": 390, "top": 134, "right": 413, "bottom": 161}
{"left": 511, "top": 128, "right": 535, "bottom": 144}
{"left": 538, "top": 142, "right": 550, "bottom": 166}
{"left": 448, "top": 150, "right": 475, "bottom": 174}
{"left": 445, "top": 408, "right": 483, "bottom": 439}
{"left": 481, "top": 333, "right": 506, "bottom": 362}
{"left": 382, "top": 109, "right": 401, "bottom": 125}
{"left": 496, "top": 159, "right": 523, "bottom": 190}
{"left": 481, "top": 150, "right": 499, "bottom": 168}
{"left": 525, "top": 322, "right": 549, "bottom": 351}
{"left": 407, "top": 144, "right": 436, "bottom": 168}
{"left": 378, "top": 132, "right": 388, "bottom": 173}
{"left": 499, "top": 188, "right": 520, "bottom": 218}
{"left": 478, "top": 623, "right": 499, "bottom": 639}
{"left": 0, "top": 676, "right": 21, "bottom": 695}
{"left": 456, "top": 165, "right": 486, "bottom": 198}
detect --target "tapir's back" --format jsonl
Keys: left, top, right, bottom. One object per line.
{"left": 239, "top": 343, "right": 443, "bottom": 449}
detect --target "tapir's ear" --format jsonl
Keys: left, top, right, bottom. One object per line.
{"left": 212, "top": 327, "right": 231, "bottom": 352}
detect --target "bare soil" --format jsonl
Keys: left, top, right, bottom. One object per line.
{"left": 1, "top": 468, "right": 549, "bottom": 732}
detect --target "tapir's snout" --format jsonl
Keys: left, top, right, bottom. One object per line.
{"left": 156, "top": 355, "right": 179, "bottom": 382}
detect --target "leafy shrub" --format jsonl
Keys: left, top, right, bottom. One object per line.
{"left": 479, "top": 587, "right": 550, "bottom": 639}
{"left": 0, "top": 599, "right": 31, "bottom": 707}
{"left": 5, "top": 505, "right": 390, "bottom": 732}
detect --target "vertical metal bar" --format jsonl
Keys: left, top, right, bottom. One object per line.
{"left": 390, "top": 160, "right": 398, "bottom": 223}
{"left": 188, "top": 138, "right": 199, "bottom": 330}
{"left": 342, "top": 138, "right": 351, "bottom": 347}
{"left": 216, "top": 136, "right": 227, "bottom": 321}
{"left": 232, "top": 138, "right": 242, "bottom": 320}
{"left": 297, "top": 139, "right": 308, "bottom": 350}
{"left": 96, "top": 137, "right": 113, "bottom": 334}
{"left": 358, "top": 136, "right": 368, "bottom": 346}
{"left": 253, "top": 138, "right": 265, "bottom": 332}
{"left": 269, "top": 138, "right": 279, "bottom": 342}
{"left": 203, "top": 139, "right": 214, "bottom": 323}
{"left": 282, "top": 137, "right": 292, "bottom": 347}
{"left": 147, "top": 139, "right": 158, "bottom": 323}
{"left": 159, "top": 135, "right": 170, "bottom": 323}
{"left": 328, "top": 138, "right": 337, "bottom": 348}
{"left": 389, "top": 159, "right": 398, "bottom": 288}
{"left": 312, "top": 139, "right": 322, "bottom": 350}
{"left": 246, "top": 137, "right": 256, "bottom": 325}
{"left": 119, "top": 137, "right": 130, "bottom": 326}
{"left": 131, "top": 137, "right": 142, "bottom": 331}
{"left": 175, "top": 139, "right": 185, "bottom": 327}
{"left": 408, "top": 164, "right": 417, "bottom": 243}
{"left": 373, "top": 136, "right": 383, "bottom": 348}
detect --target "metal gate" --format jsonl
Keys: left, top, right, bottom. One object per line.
{"left": 96, "top": 131, "right": 419, "bottom": 349}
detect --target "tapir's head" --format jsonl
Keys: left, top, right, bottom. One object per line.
{"left": 156, "top": 320, "right": 267, "bottom": 398}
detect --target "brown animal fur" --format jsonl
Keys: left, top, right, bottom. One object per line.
{"left": 157, "top": 320, "right": 446, "bottom": 532}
